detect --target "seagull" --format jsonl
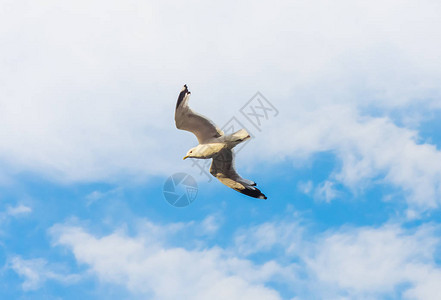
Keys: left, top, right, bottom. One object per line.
{"left": 175, "top": 85, "right": 267, "bottom": 200}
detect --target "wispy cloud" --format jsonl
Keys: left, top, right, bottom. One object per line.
{"left": 8, "top": 256, "right": 80, "bottom": 291}
{"left": 49, "top": 221, "right": 285, "bottom": 300}
{"left": 1, "top": 0, "right": 441, "bottom": 189}
{"left": 0, "top": 204, "right": 32, "bottom": 225}
{"left": 259, "top": 104, "right": 441, "bottom": 213}
{"left": 6, "top": 205, "right": 32, "bottom": 217}
{"left": 235, "top": 217, "right": 441, "bottom": 299}
{"left": 49, "top": 215, "right": 441, "bottom": 299}
{"left": 1, "top": 1, "right": 441, "bottom": 299}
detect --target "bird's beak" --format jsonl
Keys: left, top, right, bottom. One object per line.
{"left": 183, "top": 156, "right": 189, "bottom": 160}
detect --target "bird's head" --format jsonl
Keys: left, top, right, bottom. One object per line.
{"left": 183, "top": 147, "right": 198, "bottom": 160}
{"left": 183, "top": 144, "right": 221, "bottom": 160}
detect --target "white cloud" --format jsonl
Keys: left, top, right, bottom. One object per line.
{"left": 1, "top": 0, "right": 441, "bottom": 212}
{"left": 297, "top": 181, "right": 313, "bottom": 195}
{"left": 314, "top": 180, "right": 339, "bottom": 203}
{"left": 6, "top": 204, "right": 32, "bottom": 216}
{"left": 305, "top": 225, "right": 440, "bottom": 298}
{"left": 254, "top": 104, "right": 441, "bottom": 212}
{"left": 200, "top": 214, "right": 222, "bottom": 235}
{"left": 235, "top": 218, "right": 441, "bottom": 299}
{"left": 49, "top": 215, "right": 441, "bottom": 299}
{"left": 234, "top": 220, "right": 305, "bottom": 256}
{"left": 8, "top": 256, "right": 80, "bottom": 291}
{"left": 0, "top": 204, "right": 32, "bottom": 225}
{"left": 85, "top": 187, "right": 122, "bottom": 206}
{"left": 49, "top": 222, "right": 285, "bottom": 300}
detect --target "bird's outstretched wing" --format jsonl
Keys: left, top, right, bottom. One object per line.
{"left": 175, "top": 85, "right": 223, "bottom": 144}
{"left": 209, "top": 149, "right": 267, "bottom": 199}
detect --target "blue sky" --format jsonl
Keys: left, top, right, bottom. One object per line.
{"left": 2, "top": 0, "right": 441, "bottom": 299}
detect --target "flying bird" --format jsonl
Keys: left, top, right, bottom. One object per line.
{"left": 175, "top": 85, "right": 267, "bottom": 199}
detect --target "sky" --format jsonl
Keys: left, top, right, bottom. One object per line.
{"left": 1, "top": 0, "right": 441, "bottom": 299}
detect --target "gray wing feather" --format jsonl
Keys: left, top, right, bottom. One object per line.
{"left": 175, "top": 85, "right": 223, "bottom": 144}
{"left": 209, "top": 149, "right": 267, "bottom": 199}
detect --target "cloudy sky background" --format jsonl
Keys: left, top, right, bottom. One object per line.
{"left": 1, "top": 0, "right": 441, "bottom": 299}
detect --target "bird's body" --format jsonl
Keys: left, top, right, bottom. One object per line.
{"left": 175, "top": 85, "right": 267, "bottom": 200}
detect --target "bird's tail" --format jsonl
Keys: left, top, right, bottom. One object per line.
{"left": 226, "top": 129, "right": 251, "bottom": 148}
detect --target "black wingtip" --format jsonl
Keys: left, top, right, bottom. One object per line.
{"left": 238, "top": 187, "right": 267, "bottom": 200}
{"left": 176, "top": 85, "right": 190, "bottom": 109}
{"left": 183, "top": 84, "right": 190, "bottom": 94}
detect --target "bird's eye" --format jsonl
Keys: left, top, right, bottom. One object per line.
{"left": 190, "top": 151, "right": 193, "bottom": 153}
